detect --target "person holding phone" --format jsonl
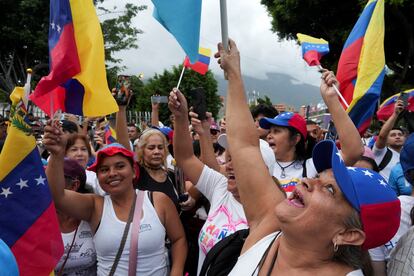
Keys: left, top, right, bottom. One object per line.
{"left": 372, "top": 100, "right": 406, "bottom": 181}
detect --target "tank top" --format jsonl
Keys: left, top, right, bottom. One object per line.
{"left": 55, "top": 220, "right": 97, "bottom": 276}
{"left": 94, "top": 191, "right": 168, "bottom": 276}
{"left": 229, "top": 231, "right": 364, "bottom": 276}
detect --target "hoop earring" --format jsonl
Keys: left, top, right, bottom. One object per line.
{"left": 333, "top": 242, "right": 339, "bottom": 252}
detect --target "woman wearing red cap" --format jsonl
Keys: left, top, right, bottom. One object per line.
{"left": 201, "top": 39, "right": 401, "bottom": 275}
{"left": 43, "top": 123, "right": 187, "bottom": 276}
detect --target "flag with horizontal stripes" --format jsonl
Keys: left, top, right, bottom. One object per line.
{"left": 336, "top": 0, "right": 385, "bottom": 134}
{"left": 296, "top": 33, "right": 329, "bottom": 66}
{"left": 30, "top": 0, "right": 118, "bottom": 117}
{"left": 377, "top": 88, "right": 414, "bottom": 121}
{"left": 0, "top": 88, "right": 63, "bottom": 275}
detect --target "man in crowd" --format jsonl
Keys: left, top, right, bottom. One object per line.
{"left": 373, "top": 99, "right": 406, "bottom": 181}
{"left": 250, "top": 104, "right": 278, "bottom": 139}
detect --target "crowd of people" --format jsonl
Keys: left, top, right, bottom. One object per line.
{"left": 1, "top": 39, "right": 414, "bottom": 276}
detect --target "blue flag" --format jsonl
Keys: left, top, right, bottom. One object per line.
{"left": 152, "top": 0, "right": 202, "bottom": 63}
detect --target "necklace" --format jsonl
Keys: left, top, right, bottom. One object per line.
{"left": 143, "top": 163, "right": 163, "bottom": 171}
{"left": 275, "top": 160, "right": 296, "bottom": 178}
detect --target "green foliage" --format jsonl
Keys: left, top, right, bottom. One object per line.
{"left": 257, "top": 95, "right": 273, "bottom": 106}
{"left": 260, "top": 0, "right": 414, "bottom": 100}
{"left": 0, "top": 0, "right": 145, "bottom": 95}
{"left": 135, "top": 65, "right": 222, "bottom": 123}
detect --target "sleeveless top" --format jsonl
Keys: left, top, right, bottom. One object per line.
{"left": 93, "top": 191, "right": 168, "bottom": 276}
{"left": 229, "top": 231, "right": 364, "bottom": 276}
{"left": 55, "top": 220, "right": 97, "bottom": 276}
{"left": 136, "top": 166, "right": 179, "bottom": 207}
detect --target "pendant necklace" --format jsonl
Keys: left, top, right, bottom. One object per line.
{"left": 275, "top": 160, "right": 296, "bottom": 178}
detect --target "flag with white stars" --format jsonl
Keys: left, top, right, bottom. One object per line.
{"left": 30, "top": 0, "right": 118, "bottom": 117}
{"left": 0, "top": 100, "right": 63, "bottom": 274}
{"left": 296, "top": 33, "right": 330, "bottom": 66}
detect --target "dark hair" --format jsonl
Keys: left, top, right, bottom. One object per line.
{"left": 286, "top": 126, "right": 307, "bottom": 161}
{"left": 358, "top": 156, "right": 379, "bottom": 172}
{"left": 62, "top": 120, "right": 78, "bottom": 134}
{"left": 66, "top": 134, "right": 92, "bottom": 157}
{"left": 251, "top": 104, "right": 278, "bottom": 120}
{"left": 391, "top": 127, "right": 404, "bottom": 134}
{"left": 213, "top": 142, "right": 225, "bottom": 156}
{"left": 127, "top": 123, "right": 141, "bottom": 132}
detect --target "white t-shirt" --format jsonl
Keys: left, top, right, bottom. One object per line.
{"left": 85, "top": 170, "right": 106, "bottom": 196}
{"left": 369, "top": 195, "right": 414, "bottom": 261}
{"left": 372, "top": 145, "right": 400, "bottom": 182}
{"left": 55, "top": 220, "right": 97, "bottom": 276}
{"left": 229, "top": 231, "right": 363, "bottom": 276}
{"left": 271, "top": 159, "right": 317, "bottom": 195}
{"left": 196, "top": 165, "right": 248, "bottom": 275}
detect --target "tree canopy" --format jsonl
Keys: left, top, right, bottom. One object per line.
{"left": 260, "top": 0, "right": 414, "bottom": 99}
{"left": 0, "top": 0, "right": 146, "bottom": 97}
{"left": 135, "top": 66, "right": 222, "bottom": 124}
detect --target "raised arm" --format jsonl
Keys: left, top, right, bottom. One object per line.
{"left": 375, "top": 99, "right": 404, "bottom": 149}
{"left": 189, "top": 111, "right": 222, "bottom": 173}
{"left": 43, "top": 121, "right": 100, "bottom": 226}
{"left": 216, "top": 40, "right": 284, "bottom": 229}
{"left": 320, "top": 70, "right": 364, "bottom": 165}
{"left": 168, "top": 89, "right": 204, "bottom": 185}
{"left": 151, "top": 99, "right": 160, "bottom": 127}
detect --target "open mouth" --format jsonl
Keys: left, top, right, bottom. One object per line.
{"left": 227, "top": 173, "right": 236, "bottom": 180}
{"left": 107, "top": 179, "right": 121, "bottom": 186}
{"left": 268, "top": 142, "right": 276, "bottom": 148}
{"left": 287, "top": 189, "right": 305, "bottom": 208}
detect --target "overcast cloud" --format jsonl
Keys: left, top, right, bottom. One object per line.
{"left": 104, "top": 0, "right": 321, "bottom": 88}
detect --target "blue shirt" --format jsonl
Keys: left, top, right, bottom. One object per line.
{"left": 389, "top": 163, "right": 412, "bottom": 196}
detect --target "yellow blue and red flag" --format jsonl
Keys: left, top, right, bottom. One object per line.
{"left": 296, "top": 33, "right": 329, "bottom": 66}
{"left": 377, "top": 88, "right": 414, "bottom": 121}
{"left": 0, "top": 88, "right": 64, "bottom": 275}
{"left": 30, "top": 0, "right": 118, "bottom": 117}
{"left": 183, "top": 47, "right": 211, "bottom": 75}
{"left": 152, "top": 0, "right": 202, "bottom": 63}
{"left": 104, "top": 123, "right": 117, "bottom": 145}
{"left": 337, "top": 0, "right": 385, "bottom": 133}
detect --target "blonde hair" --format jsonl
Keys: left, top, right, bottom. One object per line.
{"left": 136, "top": 128, "right": 169, "bottom": 168}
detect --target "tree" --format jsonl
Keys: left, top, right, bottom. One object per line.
{"left": 260, "top": 0, "right": 414, "bottom": 100}
{"left": 0, "top": 0, "right": 146, "bottom": 98}
{"left": 135, "top": 65, "right": 222, "bottom": 124}
{"left": 257, "top": 95, "right": 273, "bottom": 106}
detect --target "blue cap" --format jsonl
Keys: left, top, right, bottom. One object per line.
{"left": 401, "top": 133, "right": 414, "bottom": 179}
{"left": 312, "top": 140, "right": 400, "bottom": 249}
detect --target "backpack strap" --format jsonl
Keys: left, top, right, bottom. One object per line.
{"left": 378, "top": 148, "right": 393, "bottom": 171}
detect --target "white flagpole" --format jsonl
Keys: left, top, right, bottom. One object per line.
{"left": 176, "top": 66, "right": 186, "bottom": 90}
{"left": 317, "top": 65, "right": 349, "bottom": 109}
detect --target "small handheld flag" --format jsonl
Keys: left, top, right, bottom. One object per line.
{"left": 296, "top": 33, "right": 329, "bottom": 66}
{"left": 183, "top": 47, "right": 211, "bottom": 75}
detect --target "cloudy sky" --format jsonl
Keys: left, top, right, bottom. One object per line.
{"left": 103, "top": 0, "right": 321, "bottom": 89}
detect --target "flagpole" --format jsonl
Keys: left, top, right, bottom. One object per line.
{"left": 317, "top": 65, "right": 349, "bottom": 109}
{"left": 176, "top": 66, "right": 186, "bottom": 90}
{"left": 220, "top": 0, "right": 229, "bottom": 80}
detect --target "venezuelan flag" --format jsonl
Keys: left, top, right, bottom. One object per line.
{"left": 337, "top": 0, "right": 385, "bottom": 134}
{"left": 296, "top": 33, "right": 329, "bottom": 66}
{"left": 0, "top": 90, "right": 63, "bottom": 275}
{"left": 183, "top": 47, "right": 211, "bottom": 75}
{"left": 30, "top": 0, "right": 118, "bottom": 117}
{"left": 104, "top": 123, "right": 117, "bottom": 145}
{"left": 377, "top": 88, "right": 414, "bottom": 121}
